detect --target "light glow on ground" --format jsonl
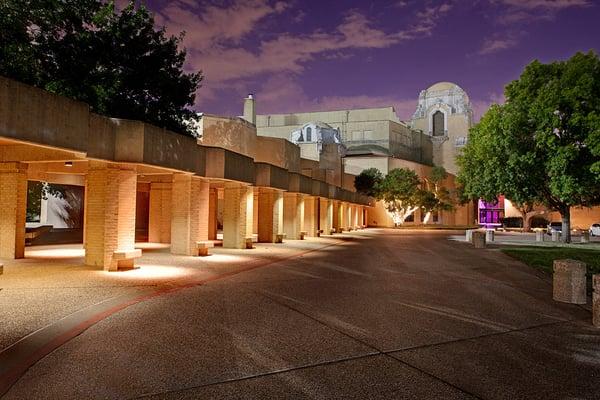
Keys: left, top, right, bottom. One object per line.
{"left": 25, "top": 245, "right": 85, "bottom": 259}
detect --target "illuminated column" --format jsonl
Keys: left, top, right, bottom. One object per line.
{"left": 223, "top": 183, "right": 252, "bottom": 249}
{"left": 283, "top": 193, "right": 304, "bottom": 240}
{"left": 345, "top": 203, "right": 352, "bottom": 230}
{"left": 84, "top": 162, "right": 137, "bottom": 271}
{"left": 0, "top": 162, "right": 27, "bottom": 259}
{"left": 352, "top": 205, "right": 359, "bottom": 229}
{"left": 148, "top": 182, "right": 172, "bottom": 243}
{"left": 338, "top": 202, "right": 346, "bottom": 231}
{"left": 303, "top": 196, "right": 318, "bottom": 237}
{"left": 170, "top": 175, "right": 209, "bottom": 255}
{"left": 208, "top": 187, "right": 218, "bottom": 240}
{"left": 319, "top": 198, "right": 333, "bottom": 234}
{"left": 258, "top": 188, "right": 283, "bottom": 243}
{"left": 332, "top": 201, "right": 341, "bottom": 232}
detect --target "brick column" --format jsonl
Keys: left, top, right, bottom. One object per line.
{"left": 283, "top": 193, "right": 304, "bottom": 240}
{"left": 338, "top": 202, "right": 346, "bottom": 231}
{"left": 303, "top": 196, "right": 318, "bottom": 237}
{"left": 333, "top": 201, "right": 341, "bottom": 232}
{"left": 148, "top": 182, "right": 172, "bottom": 243}
{"left": 84, "top": 163, "right": 137, "bottom": 271}
{"left": 352, "top": 205, "right": 359, "bottom": 229}
{"left": 223, "top": 183, "right": 252, "bottom": 249}
{"left": 258, "top": 188, "right": 283, "bottom": 243}
{"left": 345, "top": 203, "right": 352, "bottom": 230}
{"left": 208, "top": 187, "right": 218, "bottom": 240}
{"left": 170, "top": 175, "right": 209, "bottom": 255}
{"left": 0, "top": 162, "right": 27, "bottom": 259}
{"left": 246, "top": 186, "right": 255, "bottom": 240}
{"left": 319, "top": 198, "right": 333, "bottom": 235}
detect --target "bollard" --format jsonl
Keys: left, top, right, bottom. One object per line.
{"left": 535, "top": 231, "right": 545, "bottom": 242}
{"left": 593, "top": 275, "right": 599, "bottom": 328}
{"left": 465, "top": 229, "right": 474, "bottom": 242}
{"left": 553, "top": 259, "right": 586, "bottom": 304}
{"left": 551, "top": 231, "right": 560, "bottom": 242}
{"left": 486, "top": 229, "right": 495, "bottom": 242}
{"left": 472, "top": 231, "right": 486, "bottom": 248}
{"left": 581, "top": 231, "right": 590, "bottom": 244}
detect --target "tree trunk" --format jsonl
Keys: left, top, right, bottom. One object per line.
{"left": 560, "top": 207, "right": 571, "bottom": 243}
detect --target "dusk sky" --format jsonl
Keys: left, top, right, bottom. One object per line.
{"left": 140, "top": 0, "right": 600, "bottom": 121}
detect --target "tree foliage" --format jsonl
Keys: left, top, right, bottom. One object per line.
{"left": 355, "top": 167, "right": 455, "bottom": 225}
{"left": 0, "top": 0, "right": 202, "bottom": 136}
{"left": 458, "top": 51, "right": 600, "bottom": 242}
{"left": 354, "top": 168, "right": 383, "bottom": 197}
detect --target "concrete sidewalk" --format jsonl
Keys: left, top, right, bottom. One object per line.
{"left": 2, "top": 229, "right": 599, "bottom": 399}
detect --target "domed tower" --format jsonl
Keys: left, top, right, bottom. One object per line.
{"left": 410, "top": 82, "right": 473, "bottom": 175}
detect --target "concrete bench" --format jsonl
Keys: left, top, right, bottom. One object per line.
{"left": 486, "top": 229, "right": 495, "bottom": 242}
{"left": 275, "top": 233, "right": 286, "bottom": 243}
{"left": 196, "top": 241, "right": 214, "bottom": 256}
{"left": 113, "top": 249, "right": 142, "bottom": 270}
{"left": 553, "top": 259, "right": 586, "bottom": 304}
{"left": 244, "top": 237, "right": 254, "bottom": 249}
{"left": 535, "top": 230, "right": 545, "bottom": 242}
{"left": 299, "top": 231, "right": 307, "bottom": 240}
{"left": 593, "top": 275, "right": 599, "bottom": 328}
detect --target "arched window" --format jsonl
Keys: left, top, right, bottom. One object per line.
{"left": 297, "top": 132, "right": 304, "bottom": 142}
{"left": 432, "top": 111, "right": 445, "bottom": 137}
{"left": 306, "top": 127, "right": 312, "bottom": 141}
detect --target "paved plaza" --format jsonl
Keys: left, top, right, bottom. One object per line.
{"left": 1, "top": 229, "right": 599, "bottom": 399}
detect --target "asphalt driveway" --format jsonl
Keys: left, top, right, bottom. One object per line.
{"left": 2, "top": 229, "right": 599, "bottom": 399}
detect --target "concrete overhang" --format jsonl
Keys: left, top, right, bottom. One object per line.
{"left": 312, "top": 180, "right": 329, "bottom": 198}
{"left": 254, "top": 162, "right": 289, "bottom": 191}
{"left": 113, "top": 119, "right": 206, "bottom": 175}
{"left": 288, "top": 172, "right": 313, "bottom": 195}
{"left": 203, "top": 146, "right": 255, "bottom": 185}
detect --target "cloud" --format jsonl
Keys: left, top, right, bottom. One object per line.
{"left": 478, "top": 32, "right": 521, "bottom": 54}
{"left": 155, "top": 0, "right": 453, "bottom": 103}
{"left": 496, "top": 0, "right": 590, "bottom": 10}
{"left": 254, "top": 74, "right": 418, "bottom": 120}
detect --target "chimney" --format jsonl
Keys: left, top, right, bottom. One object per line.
{"left": 243, "top": 94, "right": 256, "bottom": 125}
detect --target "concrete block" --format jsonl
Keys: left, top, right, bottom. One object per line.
{"left": 471, "top": 231, "right": 486, "bottom": 248}
{"left": 553, "top": 259, "right": 587, "bottom": 304}
{"left": 465, "top": 229, "right": 474, "bottom": 242}
{"left": 196, "top": 241, "right": 214, "bottom": 257}
{"left": 551, "top": 231, "right": 560, "bottom": 242}
{"left": 299, "top": 231, "right": 307, "bottom": 240}
{"left": 535, "top": 231, "right": 544, "bottom": 242}
{"left": 486, "top": 229, "right": 495, "bottom": 242}
{"left": 593, "top": 275, "right": 599, "bottom": 328}
{"left": 275, "top": 233, "right": 286, "bottom": 243}
{"left": 581, "top": 231, "right": 590, "bottom": 244}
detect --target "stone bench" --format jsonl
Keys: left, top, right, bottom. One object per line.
{"left": 593, "top": 275, "right": 599, "bottom": 328}
{"left": 471, "top": 231, "right": 486, "bottom": 248}
{"left": 275, "top": 233, "right": 286, "bottom": 243}
{"left": 113, "top": 249, "right": 142, "bottom": 270}
{"left": 196, "top": 241, "right": 214, "bottom": 256}
{"left": 553, "top": 259, "right": 586, "bottom": 304}
{"left": 299, "top": 231, "right": 307, "bottom": 240}
{"left": 245, "top": 237, "right": 254, "bottom": 249}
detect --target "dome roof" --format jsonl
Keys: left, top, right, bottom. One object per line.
{"left": 426, "top": 82, "right": 469, "bottom": 103}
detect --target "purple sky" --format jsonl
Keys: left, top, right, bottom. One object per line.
{"left": 140, "top": 0, "right": 599, "bottom": 121}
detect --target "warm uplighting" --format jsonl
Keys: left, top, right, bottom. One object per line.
{"left": 100, "top": 264, "right": 191, "bottom": 280}
{"left": 25, "top": 244, "right": 85, "bottom": 259}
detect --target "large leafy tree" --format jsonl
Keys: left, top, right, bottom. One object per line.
{"left": 0, "top": 0, "right": 202, "bottom": 136}
{"left": 458, "top": 51, "right": 600, "bottom": 242}
{"left": 354, "top": 168, "right": 384, "bottom": 197}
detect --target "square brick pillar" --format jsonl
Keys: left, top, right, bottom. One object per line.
{"left": 0, "top": 162, "right": 27, "bottom": 259}
{"left": 319, "top": 198, "right": 333, "bottom": 235}
{"left": 258, "top": 188, "right": 283, "bottom": 243}
{"left": 352, "top": 205, "right": 359, "bottom": 228}
{"left": 345, "top": 203, "right": 352, "bottom": 230}
{"left": 223, "top": 183, "right": 252, "bottom": 249}
{"left": 283, "top": 193, "right": 304, "bottom": 240}
{"left": 303, "top": 196, "right": 318, "bottom": 237}
{"left": 170, "top": 175, "right": 209, "bottom": 255}
{"left": 333, "top": 201, "right": 341, "bottom": 232}
{"left": 84, "top": 163, "right": 137, "bottom": 271}
{"left": 148, "top": 182, "right": 172, "bottom": 243}
{"left": 246, "top": 186, "right": 255, "bottom": 240}
{"left": 208, "top": 187, "right": 218, "bottom": 240}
